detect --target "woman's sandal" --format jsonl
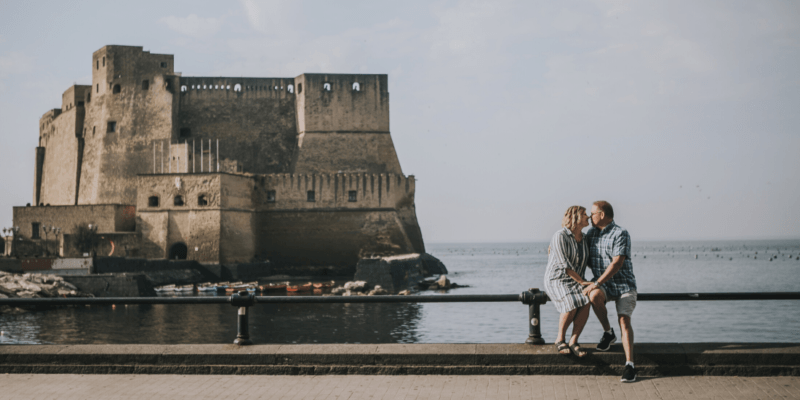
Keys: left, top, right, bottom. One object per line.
{"left": 555, "top": 341, "right": 570, "bottom": 355}
{"left": 569, "top": 343, "right": 587, "bottom": 358}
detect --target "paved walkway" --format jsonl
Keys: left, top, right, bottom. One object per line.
{"left": 1, "top": 374, "right": 799, "bottom": 399}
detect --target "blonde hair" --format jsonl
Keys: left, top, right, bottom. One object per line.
{"left": 562, "top": 205, "right": 586, "bottom": 231}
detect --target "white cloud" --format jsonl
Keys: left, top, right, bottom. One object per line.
{"left": 159, "top": 14, "right": 222, "bottom": 39}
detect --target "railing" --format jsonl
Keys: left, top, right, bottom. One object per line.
{"left": 2, "top": 290, "right": 799, "bottom": 345}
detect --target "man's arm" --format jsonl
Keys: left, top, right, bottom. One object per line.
{"left": 582, "top": 255, "right": 625, "bottom": 295}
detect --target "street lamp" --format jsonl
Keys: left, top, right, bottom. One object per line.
{"left": 42, "top": 224, "right": 51, "bottom": 256}
{"left": 54, "top": 227, "right": 61, "bottom": 257}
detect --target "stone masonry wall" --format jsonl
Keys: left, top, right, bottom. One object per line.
{"left": 178, "top": 77, "right": 297, "bottom": 175}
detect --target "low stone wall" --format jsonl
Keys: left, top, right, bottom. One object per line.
{"left": 0, "top": 343, "right": 797, "bottom": 376}
{"left": 353, "top": 253, "right": 448, "bottom": 293}
{"left": 64, "top": 273, "right": 154, "bottom": 297}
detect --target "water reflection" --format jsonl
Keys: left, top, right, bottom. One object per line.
{"left": 0, "top": 302, "right": 421, "bottom": 345}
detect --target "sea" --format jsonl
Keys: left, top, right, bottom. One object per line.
{"left": 2, "top": 240, "right": 799, "bottom": 345}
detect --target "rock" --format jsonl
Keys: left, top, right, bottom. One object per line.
{"left": 354, "top": 253, "right": 448, "bottom": 294}
{"left": 331, "top": 286, "right": 346, "bottom": 295}
{"left": 343, "top": 281, "right": 367, "bottom": 292}
{"left": 398, "top": 290, "right": 411, "bottom": 296}
{"left": 428, "top": 283, "right": 439, "bottom": 290}
{"left": 420, "top": 253, "right": 448, "bottom": 276}
{"left": 436, "top": 275, "right": 451, "bottom": 290}
{"left": 368, "top": 285, "right": 388, "bottom": 296}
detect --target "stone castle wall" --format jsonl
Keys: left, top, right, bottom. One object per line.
{"left": 18, "top": 45, "right": 426, "bottom": 265}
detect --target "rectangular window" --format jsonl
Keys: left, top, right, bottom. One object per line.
{"left": 107, "top": 121, "right": 117, "bottom": 133}
{"left": 102, "top": 56, "right": 105, "bottom": 67}
{"left": 160, "top": 62, "right": 167, "bottom": 68}
{"left": 142, "top": 80, "right": 149, "bottom": 90}
{"left": 31, "top": 223, "right": 40, "bottom": 239}
{"left": 307, "top": 191, "right": 315, "bottom": 202}
{"left": 348, "top": 190, "right": 357, "bottom": 202}
{"left": 266, "top": 190, "right": 276, "bottom": 202}
{"left": 96, "top": 60, "right": 99, "bottom": 70}
{"left": 77, "top": 101, "right": 84, "bottom": 107}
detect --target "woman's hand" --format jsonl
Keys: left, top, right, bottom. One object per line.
{"left": 579, "top": 281, "right": 593, "bottom": 287}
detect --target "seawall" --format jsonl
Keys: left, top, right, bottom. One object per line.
{"left": 1, "top": 343, "right": 797, "bottom": 376}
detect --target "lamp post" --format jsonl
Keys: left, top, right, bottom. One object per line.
{"left": 54, "top": 227, "right": 61, "bottom": 257}
{"left": 42, "top": 224, "right": 51, "bottom": 256}
{"left": 2, "top": 227, "right": 9, "bottom": 257}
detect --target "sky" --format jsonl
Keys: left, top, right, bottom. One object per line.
{"left": 0, "top": 1, "right": 798, "bottom": 243}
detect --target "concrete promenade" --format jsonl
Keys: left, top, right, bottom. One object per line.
{"left": 2, "top": 343, "right": 799, "bottom": 376}
{"left": 2, "top": 374, "right": 799, "bottom": 399}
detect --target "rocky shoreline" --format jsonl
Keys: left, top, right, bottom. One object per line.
{"left": 0, "top": 271, "right": 91, "bottom": 314}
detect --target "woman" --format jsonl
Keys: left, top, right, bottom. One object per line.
{"left": 543, "top": 205, "right": 592, "bottom": 357}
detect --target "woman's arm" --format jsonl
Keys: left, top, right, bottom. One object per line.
{"left": 565, "top": 268, "right": 586, "bottom": 285}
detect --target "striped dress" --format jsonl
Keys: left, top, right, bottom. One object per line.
{"left": 543, "top": 227, "right": 590, "bottom": 313}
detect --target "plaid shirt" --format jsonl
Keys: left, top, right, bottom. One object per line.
{"left": 585, "top": 221, "right": 637, "bottom": 298}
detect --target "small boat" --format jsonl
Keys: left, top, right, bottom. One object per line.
{"left": 225, "top": 282, "right": 244, "bottom": 293}
{"left": 175, "top": 284, "right": 195, "bottom": 292}
{"left": 154, "top": 284, "right": 176, "bottom": 293}
{"left": 214, "top": 282, "right": 230, "bottom": 292}
{"left": 197, "top": 283, "right": 216, "bottom": 292}
{"left": 287, "top": 283, "right": 312, "bottom": 292}
{"left": 259, "top": 282, "right": 287, "bottom": 292}
{"left": 312, "top": 281, "right": 335, "bottom": 289}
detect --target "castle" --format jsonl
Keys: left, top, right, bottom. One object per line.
{"left": 9, "top": 45, "right": 425, "bottom": 267}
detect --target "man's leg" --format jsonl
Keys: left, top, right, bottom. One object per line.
{"left": 618, "top": 315, "right": 634, "bottom": 363}
{"left": 588, "top": 288, "right": 611, "bottom": 332}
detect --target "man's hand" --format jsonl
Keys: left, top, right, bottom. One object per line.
{"left": 582, "top": 282, "right": 598, "bottom": 297}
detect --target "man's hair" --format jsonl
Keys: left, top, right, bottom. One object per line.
{"left": 593, "top": 200, "right": 614, "bottom": 219}
{"left": 562, "top": 205, "right": 586, "bottom": 231}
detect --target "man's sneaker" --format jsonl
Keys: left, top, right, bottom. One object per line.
{"left": 620, "top": 364, "right": 637, "bottom": 382}
{"left": 596, "top": 329, "right": 616, "bottom": 351}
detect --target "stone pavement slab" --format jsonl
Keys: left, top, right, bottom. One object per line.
{"left": 1, "top": 374, "right": 799, "bottom": 400}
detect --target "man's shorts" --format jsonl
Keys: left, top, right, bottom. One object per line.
{"left": 597, "top": 287, "right": 637, "bottom": 317}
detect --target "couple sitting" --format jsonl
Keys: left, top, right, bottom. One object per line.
{"left": 543, "top": 201, "right": 638, "bottom": 383}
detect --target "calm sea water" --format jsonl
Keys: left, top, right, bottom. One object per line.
{"left": 2, "top": 240, "right": 799, "bottom": 345}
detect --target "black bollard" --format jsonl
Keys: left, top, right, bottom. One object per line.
{"left": 231, "top": 290, "right": 255, "bottom": 345}
{"left": 520, "top": 288, "right": 546, "bottom": 345}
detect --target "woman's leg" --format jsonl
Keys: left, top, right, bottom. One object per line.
{"left": 557, "top": 309, "right": 577, "bottom": 343}
{"left": 569, "top": 304, "right": 591, "bottom": 345}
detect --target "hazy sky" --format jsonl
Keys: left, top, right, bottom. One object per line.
{"left": 1, "top": 1, "right": 798, "bottom": 242}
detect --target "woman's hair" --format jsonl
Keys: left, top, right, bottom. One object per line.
{"left": 562, "top": 205, "right": 586, "bottom": 231}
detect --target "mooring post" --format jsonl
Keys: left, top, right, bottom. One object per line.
{"left": 520, "top": 288, "right": 546, "bottom": 345}
{"left": 231, "top": 290, "right": 255, "bottom": 345}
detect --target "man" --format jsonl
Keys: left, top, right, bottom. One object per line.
{"left": 581, "top": 200, "right": 638, "bottom": 383}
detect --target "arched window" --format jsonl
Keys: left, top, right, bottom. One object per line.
{"left": 234, "top": 84, "right": 242, "bottom": 92}
{"left": 148, "top": 196, "right": 159, "bottom": 207}
{"left": 287, "top": 84, "right": 294, "bottom": 93}
{"left": 198, "top": 195, "right": 208, "bottom": 206}
{"left": 174, "top": 195, "right": 184, "bottom": 206}
{"left": 112, "top": 84, "right": 121, "bottom": 94}
{"left": 180, "top": 85, "right": 187, "bottom": 92}
{"left": 352, "top": 82, "right": 360, "bottom": 91}
{"left": 226, "top": 85, "right": 230, "bottom": 90}
{"left": 323, "top": 83, "right": 331, "bottom": 91}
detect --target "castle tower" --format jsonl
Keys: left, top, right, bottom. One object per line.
{"left": 291, "top": 74, "right": 403, "bottom": 174}
{"left": 78, "top": 45, "right": 179, "bottom": 205}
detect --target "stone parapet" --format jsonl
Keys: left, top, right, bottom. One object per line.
{"left": 0, "top": 343, "right": 798, "bottom": 376}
